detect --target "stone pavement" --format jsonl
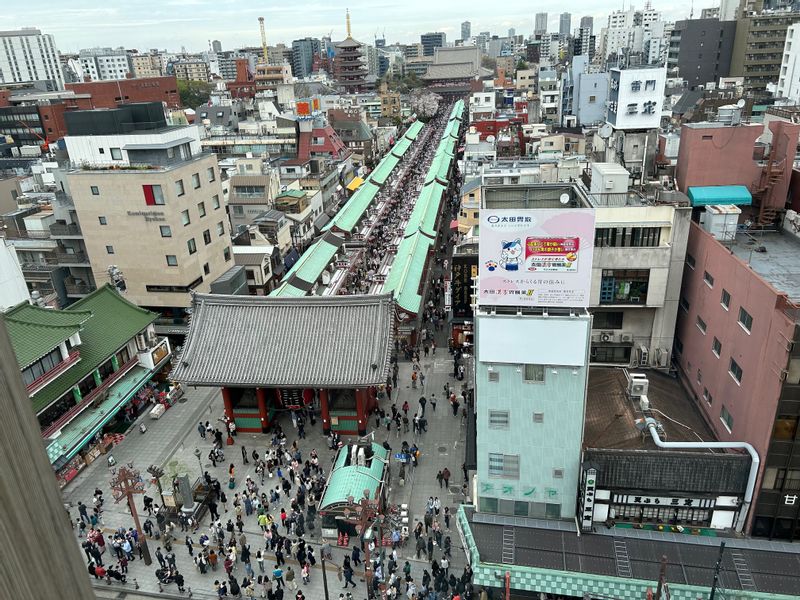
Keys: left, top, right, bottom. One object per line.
{"left": 63, "top": 347, "right": 469, "bottom": 599}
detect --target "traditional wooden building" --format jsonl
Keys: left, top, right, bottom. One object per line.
{"left": 171, "top": 293, "right": 394, "bottom": 435}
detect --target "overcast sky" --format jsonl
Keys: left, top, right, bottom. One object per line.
{"left": 2, "top": 0, "right": 707, "bottom": 52}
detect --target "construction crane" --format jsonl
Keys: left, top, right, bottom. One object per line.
{"left": 258, "top": 16, "right": 268, "bottom": 65}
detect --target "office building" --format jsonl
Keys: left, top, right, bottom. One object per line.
{"left": 212, "top": 40, "right": 222, "bottom": 53}
{"left": 421, "top": 32, "right": 447, "bottom": 57}
{"left": 461, "top": 21, "right": 471, "bottom": 41}
{"left": 580, "top": 15, "right": 594, "bottom": 34}
{"left": 669, "top": 19, "right": 736, "bottom": 90}
{"left": 720, "top": 0, "right": 739, "bottom": 19}
{"left": 131, "top": 52, "right": 164, "bottom": 78}
{"left": 78, "top": 47, "right": 131, "bottom": 81}
{"left": 559, "top": 12, "right": 572, "bottom": 37}
{"left": 292, "top": 37, "right": 321, "bottom": 79}
{"left": 535, "top": 13, "right": 548, "bottom": 36}
{"left": 0, "top": 28, "right": 64, "bottom": 90}
{"left": 731, "top": 10, "right": 800, "bottom": 94}
{"left": 61, "top": 103, "right": 230, "bottom": 315}
{"left": 172, "top": 59, "right": 210, "bottom": 82}
{"left": 776, "top": 24, "right": 800, "bottom": 102}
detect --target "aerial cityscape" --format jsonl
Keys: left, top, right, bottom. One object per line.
{"left": 2, "top": 1, "right": 800, "bottom": 599}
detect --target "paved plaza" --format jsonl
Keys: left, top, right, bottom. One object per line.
{"left": 66, "top": 325, "right": 470, "bottom": 599}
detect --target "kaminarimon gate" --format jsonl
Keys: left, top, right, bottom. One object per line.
{"left": 171, "top": 293, "right": 395, "bottom": 435}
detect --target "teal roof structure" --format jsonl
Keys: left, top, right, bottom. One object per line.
{"left": 687, "top": 185, "right": 752, "bottom": 206}
{"left": 319, "top": 442, "right": 389, "bottom": 510}
{"left": 328, "top": 180, "right": 381, "bottom": 233}
{"left": 404, "top": 183, "right": 445, "bottom": 238}
{"left": 383, "top": 232, "right": 434, "bottom": 314}
{"left": 390, "top": 137, "right": 412, "bottom": 158}
{"left": 404, "top": 120, "right": 424, "bottom": 140}
{"left": 370, "top": 154, "right": 401, "bottom": 185}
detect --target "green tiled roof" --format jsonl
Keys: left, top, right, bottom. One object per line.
{"left": 31, "top": 285, "right": 158, "bottom": 414}
{"left": 276, "top": 189, "right": 306, "bottom": 199}
{"left": 370, "top": 154, "right": 401, "bottom": 185}
{"left": 2, "top": 303, "right": 92, "bottom": 369}
{"left": 272, "top": 283, "right": 308, "bottom": 298}
{"left": 404, "top": 120, "right": 424, "bottom": 140}
{"left": 390, "top": 137, "right": 412, "bottom": 158}
{"left": 291, "top": 239, "right": 340, "bottom": 283}
{"left": 383, "top": 232, "right": 434, "bottom": 314}
{"left": 319, "top": 442, "right": 389, "bottom": 510}
{"left": 404, "top": 183, "right": 445, "bottom": 238}
{"left": 328, "top": 180, "right": 381, "bottom": 233}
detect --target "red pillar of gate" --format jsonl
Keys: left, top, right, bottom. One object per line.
{"left": 320, "top": 389, "right": 331, "bottom": 435}
{"left": 355, "top": 388, "right": 367, "bottom": 436}
{"left": 256, "top": 387, "right": 269, "bottom": 433}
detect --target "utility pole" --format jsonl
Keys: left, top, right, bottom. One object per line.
{"left": 654, "top": 554, "right": 669, "bottom": 600}
{"left": 110, "top": 462, "right": 153, "bottom": 565}
{"left": 341, "top": 490, "right": 384, "bottom": 600}
{"left": 709, "top": 541, "right": 726, "bottom": 600}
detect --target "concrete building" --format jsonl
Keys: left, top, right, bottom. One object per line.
{"left": 675, "top": 207, "right": 800, "bottom": 539}
{"left": 461, "top": 21, "right": 471, "bottom": 42}
{"left": 535, "top": 12, "right": 548, "bottom": 36}
{"left": 292, "top": 37, "right": 321, "bottom": 79}
{"left": 720, "top": 0, "right": 740, "bottom": 20}
{"left": 775, "top": 23, "right": 800, "bottom": 102}
{"left": 78, "top": 47, "right": 131, "bottom": 81}
{"left": 172, "top": 59, "right": 210, "bottom": 82}
{"left": 580, "top": 15, "right": 594, "bottom": 34}
{"left": 563, "top": 55, "right": 609, "bottom": 127}
{"left": 0, "top": 238, "right": 29, "bottom": 310}
{"left": 0, "top": 28, "right": 64, "bottom": 91}
{"left": 559, "top": 12, "right": 572, "bottom": 37}
{"left": 130, "top": 52, "right": 164, "bottom": 78}
{"left": 61, "top": 103, "right": 230, "bottom": 314}
{"left": 66, "top": 75, "right": 181, "bottom": 109}
{"left": 731, "top": 10, "right": 800, "bottom": 94}
{"left": 420, "top": 32, "right": 447, "bottom": 57}
{"left": 669, "top": 19, "right": 736, "bottom": 90}
{"left": 538, "top": 68, "right": 562, "bottom": 125}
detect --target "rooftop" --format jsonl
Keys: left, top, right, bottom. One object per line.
{"left": 728, "top": 230, "right": 800, "bottom": 303}
{"left": 171, "top": 293, "right": 395, "bottom": 388}
{"left": 319, "top": 442, "right": 389, "bottom": 511}
{"left": 584, "top": 368, "right": 717, "bottom": 450}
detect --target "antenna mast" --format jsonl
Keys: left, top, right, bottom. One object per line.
{"left": 259, "top": 16, "right": 268, "bottom": 64}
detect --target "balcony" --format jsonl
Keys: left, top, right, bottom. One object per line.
{"left": 20, "top": 261, "right": 58, "bottom": 276}
{"left": 27, "top": 350, "right": 81, "bottom": 396}
{"left": 49, "top": 223, "right": 83, "bottom": 238}
{"left": 64, "top": 278, "right": 93, "bottom": 297}
{"left": 55, "top": 252, "right": 90, "bottom": 266}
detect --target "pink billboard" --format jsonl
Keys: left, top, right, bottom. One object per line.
{"left": 478, "top": 208, "right": 596, "bottom": 307}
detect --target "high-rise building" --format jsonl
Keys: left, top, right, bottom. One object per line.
{"left": 212, "top": 39, "right": 222, "bottom": 53}
{"left": 776, "top": 23, "right": 800, "bottom": 102}
{"left": 0, "top": 28, "right": 64, "bottom": 90}
{"left": 291, "top": 37, "right": 321, "bottom": 79}
{"left": 731, "top": 10, "right": 800, "bottom": 93}
{"left": 559, "top": 12, "right": 572, "bottom": 37}
{"left": 61, "top": 103, "right": 231, "bottom": 312}
{"left": 461, "top": 21, "right": 472, "bottom": 41}
{"left": 580, "top": 15, "right": 593, "bottom": 34}
{"left": 79, "top": 47, "right": 132, "bottom": 81}
{"left": 669, "top": 18, "right": 736, "bottom": 90}
{"left": 535, "top": 12, "right": 548, "bottom": 36}
{"left": 420, "top": 32, "right": 446, "bottom": 56}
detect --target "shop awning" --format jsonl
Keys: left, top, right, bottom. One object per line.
{"left": 450, "top": 219, "right": 459, "bottom": 230}
{"left": 687, "top": 185, "right": 752, "bottom": 206}
{"left": 346, "top": 176, "right": 365, "bottom": 191}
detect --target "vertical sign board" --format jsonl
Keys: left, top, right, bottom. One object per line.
{"left": 478, "top": 208, "right": 595, "bottom": 307}
{"left": 581, "top": 467, "right": 597, "bottom": 531}
{"left": 452, "top": 253, "right": 478, "bottom": 319}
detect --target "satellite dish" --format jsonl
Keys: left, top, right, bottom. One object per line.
{"left": 736, "top": 98, "right": 746, "bottom": 109}
{"left": 598, "top": 123, "right": 613, "bottom": 139}
{"left": 559, "top": 193, "right": 570, "bottom": 205}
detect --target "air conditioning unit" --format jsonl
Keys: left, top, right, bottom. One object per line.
{"left": 598, "top": 330, "right": 615, "bottom": 343}
{"left": 655, "top": 347, "right": 670, "bottom": 368}
{"left": 620, "top": 332, "right": 634, "bottom": 343}
{"left": 638, "top": 345, "right": 649, "bottom": 367}
{"left": 628, "top": 376, "right": 649, "bottom": 398}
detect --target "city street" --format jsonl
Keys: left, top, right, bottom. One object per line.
{"left": 66, "top": 332, "right": 470, "bottom": 599}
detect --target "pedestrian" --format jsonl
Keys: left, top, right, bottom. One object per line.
{"left": 430, "top": 393, "right": 437, "bottom": 412}
{"left": 351, "top": 545, "right": 361, "bottom": 566}
{"left": 273, "top": 565, "right": 285, "bottom": 588}
{"left": 175, "top": 570, "right": 185, "bottom": 593}
{"left": 444, "top": 506, "right": 451, "bottom": 530}
{"left": 420, "top": 372, "right": 426, "bottom": 388}
{"left": 442, "top": 467, "right": 451, "bottom": 489}
{"left": 242, "top": 445, "right": 249, "bottom": 464}
{"left": 78, "top": 501, "right": 89, "bottom": 524}
{"left": 436, "top": 470, "right": 444, "bottom": 489}
{"left": 342, "top": 564, "right": 357, "bottom": 589}
{"left": 198, "top": 421, "right": 207, "bottom": 439}
{"left": 411, "top": 371, "right": 418, "bottom": 388}
{"left": 185, "top": 535, "right": 194, "bottom": 557}
{"left": 156, "top": 547, "right": 166, "bottom": 568}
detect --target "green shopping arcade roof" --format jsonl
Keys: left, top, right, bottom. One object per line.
{"left": 319, "top": 442, "right": 389, "bottom": 511}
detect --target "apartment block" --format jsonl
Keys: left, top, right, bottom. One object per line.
{"left": 0, "top": 28, "right": 64, "bottom": 90}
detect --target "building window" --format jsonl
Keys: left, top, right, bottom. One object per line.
{"left": 729, "top": 358, "right": 743, "bottom": 384}
{"left": 217, "top": 221, "right": 225, "bottom": 236}
{"left": 203, "top": 262, "right": 210, "bottom": 275}
{"left": 712, "top": 337, "right": 721, "bottom": 357}
{"left": 686, "top": 253, "right": 696, "bottom": 269}
{"left": 192, "top": 173, "right": 201, "bottom": 189}
{"left": 203, "top": 229, "right": 211, "bottom": 245}
{"left": 773, "top": 416, "right": 799, "bottom": 441}
{"left": 592, "top": 311, "right": 623, "bottom": 329}
{"left": 738, "top": 307, "right": 753, "bottom": 333}
{"left": 523, "top": 364, "right": 545, "bottom": 382}
{"left": 718, "top": 289, "right": 730, "bottom": 310}
{"left": 594, "top": 227, "right": 660, "bottom": 248}
{"left": 703, "top": 271, "right": 714, "bottom": 287}
{"left": 166, "top": 254, "right": 178, "bottom": 266}
{"left": 91, "top": 186, "right": 100, "bottom": 196}
{"left": 181, "top": 209, "right": 190, "bottom": 226}
{"left": 110, "top": 147, "right": 122, "bottom": 160}
{"left": 160, "top": 225, "right": 172, "bottom": 237}
{"left": 721, "top": 405, "right": 734, "bottom": 432}
{"left": 207, "top": 167, "right": 216, "bottom": 182}
{"left": 488, "top": 453, "right": 520, "bottom": 478}
{"left": 187, "top": 238, "right": 197, "bottom": 255}
{"left": 212, "top": 194, "right": 220, "bottom": 209}
{"left": 175, "top": 179, "right": 185, "bottom": 196}
{"left": 141, "top": 184, "right": 165, "bottom": 206}
{"left": 223, "top": 246, "right": 231, "bottom": 261}
{"left": 98, "top": 216, "right": 107, "bottom": 225}
{"left": 488, "top": 410, "right": 510, "bottom": 429}
{"left": 599, "top": 270, "right": 648, "bottom": 304}
{"left": 197, "top": 201, "right": 206, "bottom": 217}
{"left": 106, "top": 245, "right": 114, "bottom": 254}
{"left": 696, "top": 316, "right": 707, "bottom": 334}
{"left": 703, "top": 388, "right": 712, "bottom": 405}
{"left": 479, "top": 497, "right": 498, "bottom": 513}
{"left": 232, "top": 205, "right": 244, "bottom": 217}
{"left": 680, "top": 296, "right": 690, "bottom": 313}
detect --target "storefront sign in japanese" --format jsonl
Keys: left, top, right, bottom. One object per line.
{"left": 478, "top": 208, "right": 595, "bottom": 307}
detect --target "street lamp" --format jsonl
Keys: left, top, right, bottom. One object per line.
{"left": 193, "top": 448, "right": 203, "bottom": 484}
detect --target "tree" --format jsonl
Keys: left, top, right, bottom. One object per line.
{"left": 177, "top": 80, "right": 214, "bottom": 108}
{"left": 481, "top": 56, "right": 497, "bottom": 72}
{"left": 516, "top": 59, "right": 529, "bottom": 72}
